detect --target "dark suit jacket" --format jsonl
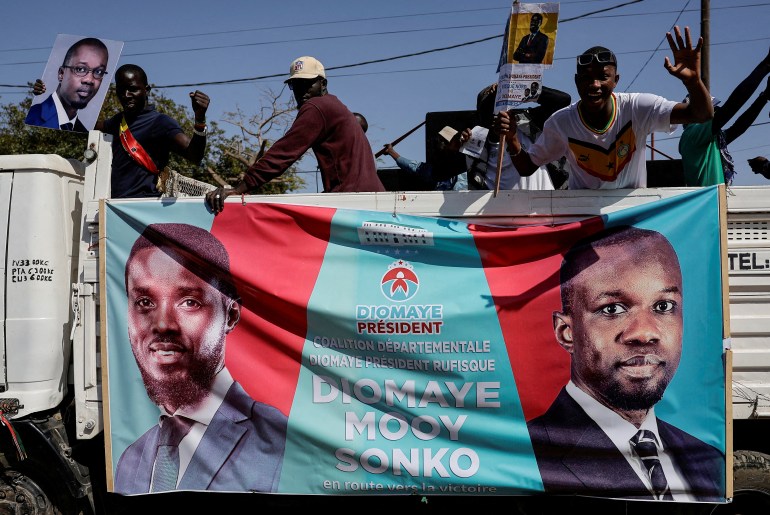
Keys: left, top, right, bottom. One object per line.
{"left": 526, "top": 387, "right": 725, "bottom": 501}
{"left": 114, "top": 380, "right": 288, "bottom": 494}
{"left": 24, "top": 94, "right": 87, "bottom": 132}
{"left": 513, "top": 31, "right": 549, "bottom": 64}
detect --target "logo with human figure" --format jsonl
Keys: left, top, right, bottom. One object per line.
{"left": 380, "top": 260, "right": 419, "bottom": 302}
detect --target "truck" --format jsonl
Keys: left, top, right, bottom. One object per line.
{"left": 0, "top": 129, "right": 768, "bottom": 514}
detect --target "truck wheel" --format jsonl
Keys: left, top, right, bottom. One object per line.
{"left": 0, "top": 467, "right": 76, "bottom": 515}
{"left": 711, "top": 450, "right": 770, "bottom": 514}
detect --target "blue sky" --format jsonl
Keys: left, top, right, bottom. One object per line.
{"left": 1, "top": 0, "right": 769, "bottom": 190}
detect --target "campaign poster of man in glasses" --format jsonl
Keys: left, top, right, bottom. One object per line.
{"left": 25, "top": 34, "right": 123, "bottom": 133}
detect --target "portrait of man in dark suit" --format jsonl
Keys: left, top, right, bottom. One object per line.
{"left": 526, "top": 225, "right": 724, "bottom": 502}
{"left": 25, "top": 37, "right": 109, "bottom": 133}
{"left": 525, "top": 81, "right": 540, "bottom": 101}
{"left": 513, "top": 13, "right": 549, "bottom": 64}
{"left": 114, "top": 223, "right": 288, "bottom": 494}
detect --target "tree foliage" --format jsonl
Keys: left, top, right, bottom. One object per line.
{"left": 0, "top": 83, "right": 306, "bottom": 194}
{"left": 0, "top": 91, "right": 89, "bottom": 159}
{"left": 213, "top": 87, "right": 305, "bottom": 194}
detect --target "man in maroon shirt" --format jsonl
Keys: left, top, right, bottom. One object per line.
{"left": 206, "top": 56, "right": 384, "bottom": 213}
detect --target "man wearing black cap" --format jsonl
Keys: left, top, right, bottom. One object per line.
{"left": 206, "top": 55, "right": 384, "bottom": 212}
{"left": 495, "top": 26, "right": 714, "bottom": 189}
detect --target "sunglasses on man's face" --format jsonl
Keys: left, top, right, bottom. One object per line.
{"left": 287, "top": 78, "right": 319, "bottom": 91}
{"left": 576, "top": 51, "right": 616, "bottom": 67}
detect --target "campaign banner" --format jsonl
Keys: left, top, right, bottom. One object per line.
{"left": 103, "top": 186, "right": 727, "bottom": 503}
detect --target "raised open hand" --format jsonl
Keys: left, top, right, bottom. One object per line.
{"left": 663, "top": 26, "right": 703, "bottom": 84}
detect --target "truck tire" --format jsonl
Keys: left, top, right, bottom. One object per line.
{"left": 0, "top": 460, "right": 79, "bottom": 515}
{"left": 0, "top": 468, "right": 69, "bottom": 515}
{"left": 711, "top": 450, "right": 770, "bottom": 514}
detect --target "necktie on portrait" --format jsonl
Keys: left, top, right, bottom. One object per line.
{"left": 60, "top": 122, "right": 74, "bottom": 131}
{"left": 630, "top": 429, "right": 674, "bottom": 500}
{"left": 150, "top": 415, "right": 194, "bottom": 492}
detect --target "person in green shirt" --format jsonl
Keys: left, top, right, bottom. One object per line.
{"left": 679, "top": 49, "right": 770, "bottom": 186}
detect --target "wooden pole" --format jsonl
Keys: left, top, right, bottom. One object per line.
{"left": 374, "top": 121, "right": 427, "bottom": 158}
{"left": 646, "top": 143, "right": 677, "bottom": 160}
{"left": 494, "top": 139, "right": 505, "bottom": 197}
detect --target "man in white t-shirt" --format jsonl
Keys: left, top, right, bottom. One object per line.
{"left": 495, "top": 26, "right": 714, "bottom": 189}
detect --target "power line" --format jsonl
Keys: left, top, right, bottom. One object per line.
{"left": 156, "top": 34, "right": 503, "bottom": 89}
{"left": 2, "top": 0, "right": 633, "bottom": 89}
{"left": 1, "top": 1, "right": 769, "bottom": 91}
{"left": 0, "top": 1, "right": 766, "bottom": 56}
{"left": 0, "top": 24, "right": 503, "bottom": 66}
{"left": 622, "top": 0, "right": 691, "bottom": 91}
{"left": 0, "top": 7, "right": 511, "bottom": 54}
{"left": 153, "top": 0, "right": 644, "bottom": 89}
{"left": 68, "top": 3, "right": 770, "bottom": 90}
{"left": 0, "top": 0, "right": 669, "bottom": 74}
{"left": 154, "top": 36, "right": 770, "bottom": 89}
{"left": 1, "top": 34, "right": 769, "bottom": 96}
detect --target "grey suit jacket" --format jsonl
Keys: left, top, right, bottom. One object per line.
{"left": 114, "top": 380, "right": 288, "bottom": 494}
{"left": 526, "top": 387, "right": 725, "bottom": 501}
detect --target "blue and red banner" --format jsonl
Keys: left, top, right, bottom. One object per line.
{"left": 104, "top": 186, "right": 727, "bottom": 502}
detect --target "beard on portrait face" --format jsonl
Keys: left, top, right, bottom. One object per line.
{"left": 601, "top": 374, "right": 670, "bottom": 412}
{"left": 136, "top": 337, "right": 225, "bottom": 412}
{"left": 68, "top": 93, "right": 92, "bottom": 110}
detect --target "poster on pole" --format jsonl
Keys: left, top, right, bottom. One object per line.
{"left": 495, "top": 2, "right": 559, "bottom": 111}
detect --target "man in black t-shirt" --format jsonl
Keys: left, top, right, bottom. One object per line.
{"left": 95, "top": 64, "right": 210, "bottom": 198}
{"left": 32, "top": 64, "right": 209, "bottom": 198}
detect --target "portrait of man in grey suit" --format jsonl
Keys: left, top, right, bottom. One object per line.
{"left": 114, "top": 223, "right": 287, "bottom": 494}
{"left": 526, "top": 225, "right": 724, "bottom": 502}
